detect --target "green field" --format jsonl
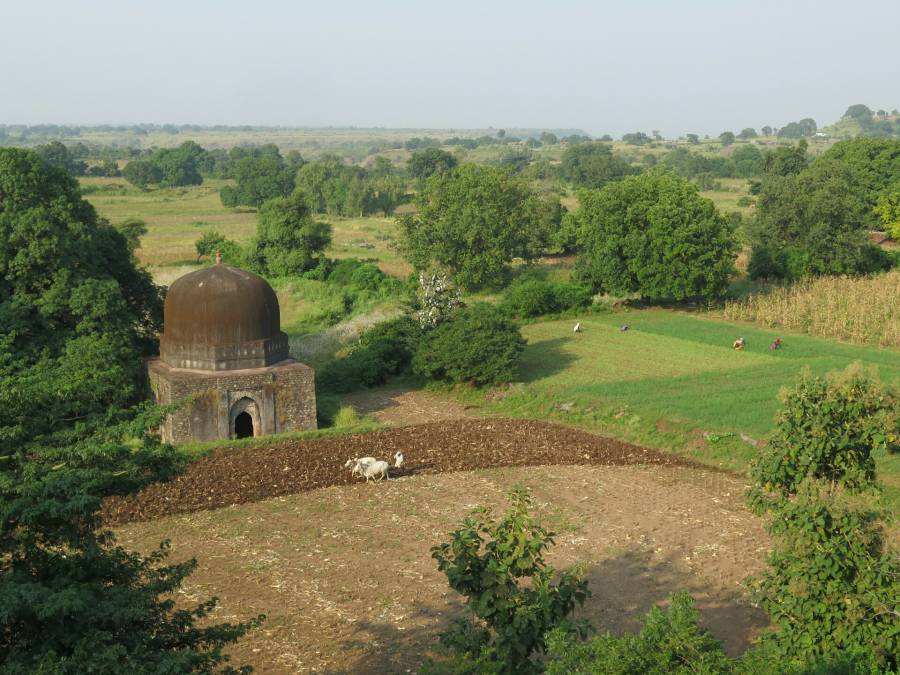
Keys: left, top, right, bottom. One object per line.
{"left": 475, "top": 309, "right": 900, "bottom": 504}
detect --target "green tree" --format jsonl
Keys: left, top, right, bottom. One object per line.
{"left": 819, "top": 138, "right": 900, "bottom": 206}
{"left": 540, "top": 131, "right": 558, "bottom": 144}
{"left": 739, "top": 127, "right": 758, "bottom": 140}
{"left": 115, "top": 218, "right": 148, "bottom": 252}
{"left": 122, "top": 159, "right": 163, "bottom": 189}
{"left": 777, "top": 122, "right": 804, "bottom": 139}
{"left": 718, "top": 131, "right": 735, "bottom": 146}
{"left": 749, "top": 157, "right": 890, "bottom": 279}
{"left": 413, "top": 303, "right": 526, "bottom": 387}
{"left": 248, "top": 191, "right": 332, "bottom": 276}
{"left": 873, "top": 185, "right": 900, "bottom": 239}
{"left": 731, "top": 144, "right": 763, "bottom": 177}
{"left": 0, "top": 147, "right": 259, "bottom": 672}
{"left": 686, "top": 134, "right": 699, "bottom": 144}
{"left": 427, "top": 486, "right": 590, "bottom": 674}
{"left": 746, "top": 367, "right": 899, "bottom": 670}
{"left": 398, "top": 164, "right": 552, "bottom": 289}
{"left": 545, "top": 592, "right": 733, "bottom": 675}
{"left": 844, "top": 104, "right": 874, "bottom": 120}
{"left": 572, "top": 170, "right": 737, "bottom": 301}
{"left": 407, "top": 147, "right": 458, "bottom": 183}
{"left": 220, "top": 151, "right": 295, "bottom": 207}
{"left": 195, "top": 229, "right": 227, "bottom": 262}
{"left": 761, "top": 125, "right": 773, "bottom": 136}
{"left": 560, "top": 142, "right": 635, "bottom": 189}
{"left": 621, "top": 131, "right": 650, "bottom": 146}
{"left": 35, "top": 140, "right": 86, "bottom": 175}
{"left": 152, "top": 141, "right": 206, "bottom": 187}
{"left": 761, "top": 140, "right": 808, "bottom": 176}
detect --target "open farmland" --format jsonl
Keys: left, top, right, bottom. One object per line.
{"left": 475, "top": 309, "right": 900, "bottom": 508}
{"left": 113, "top": 444, "right": 769, "bottom": 673}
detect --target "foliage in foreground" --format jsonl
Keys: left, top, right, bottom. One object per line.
{"left": 0, "top": 413, "right": 263, "bottom": 674}
{"left": 747, "top": 366, "right": 899, "bottom": 670}
{"left": 572, "top": 169, "right": 737, "bottom": 301}
{"left": 425, "top": 486, "right": 591, "bottom": 674}
{"left": 1, "top": 147, "right": 261, "bottom": 672}
{"left": 544, "top": 592, "right": 732, "bottom": 675}
{"left": 413, "top": 303, "right": 526, "bottom": 387}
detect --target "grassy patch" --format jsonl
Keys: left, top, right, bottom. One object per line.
{"left": 474, "top": 309, "right": 900, "bottom": 507}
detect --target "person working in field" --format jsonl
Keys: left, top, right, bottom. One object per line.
{"left": 769, "top": 337, "right": 782, "bottom": 350}
{"left": 733, "top": 337, "right": 746, "bottom": 350}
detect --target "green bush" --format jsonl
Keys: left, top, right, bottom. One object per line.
{"left": 502, "top": 278, "right": 592, "bottom": 318}
{"left": 328, "top": 258, "right": 366, "bottom": 285}
{"left": 413, "top": 303, "right": 526, "bottom": 387}
{"left": 747, "top": 366, "right": 899, "bottom": 670}
{"left": 317, "top": 316, "right": 421, "bottom": 394}
{"left": 350, "top": 263, "right": 386, "bottom": 291}
{"left": 426, "top": 486, "right": 591, "bottom": 674}
{"left": 544, "top": 592, "right": 733, "bottom": 675}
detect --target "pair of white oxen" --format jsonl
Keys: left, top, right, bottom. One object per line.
{"left": 344, "top": 452, "right": 404, "bottom": 482}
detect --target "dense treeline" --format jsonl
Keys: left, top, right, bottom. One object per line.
{"left": 0, "top": 148, "right": 260, "bottom": 670}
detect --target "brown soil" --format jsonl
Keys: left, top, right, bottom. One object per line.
{"left": 102, "top": 419, "right": 696, "bottom": 525}
{"left": 116, "top": 464, "right": 769, "bottom": 674}
{"left": 342, "top": 386, "right": 475, "bottom": 426}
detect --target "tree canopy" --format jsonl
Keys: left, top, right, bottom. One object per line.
{"left": 572, "top": 169, "right": 737, "bottom": 301}
{"left": 749, "top": 157, "right": 891, "bottom": 279}
{"left": 220, "top": 147, "right": 296, "bottom": 207}
{"left": 398, "top": 164, "right": 553, "bottom": 289}
{"left": 560, "top": 142, "right": 635, "bottom": 189}
{"left": 0, "top": 148, "right": 257, "bottom": 671}
{"left": 248, "top": 191, "right": 332, "bottom": 276}
{"left": 407, "top": 147, "right": 458, "bottom": 183}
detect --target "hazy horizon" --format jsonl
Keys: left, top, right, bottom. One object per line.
{"left": 3, "top": 0, "right": 899, "bottom": 137}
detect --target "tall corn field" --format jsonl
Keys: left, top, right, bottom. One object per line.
{"left": 723, "top": 270, "right": 900, "bottom": 348}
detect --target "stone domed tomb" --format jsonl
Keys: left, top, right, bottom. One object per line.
{"left": 147, "top": 261, "right": 316, "bottom": 443}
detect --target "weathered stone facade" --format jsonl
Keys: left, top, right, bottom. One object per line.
{"left": 147, "top": 262, "right": 317, "bottom": 443}
{"left": 148, "top": 358, "right": 316, "bottom": 443}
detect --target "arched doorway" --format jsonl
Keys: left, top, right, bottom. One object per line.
{"left": 234, "top": 411, "right": 254, "bottom": 438}
{"left": 230, "top": 397, "right": 260, "bottom": 439}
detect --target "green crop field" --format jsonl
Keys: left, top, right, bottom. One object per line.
{"left": 475, "top": 309, "right": 900, "bottom": 506}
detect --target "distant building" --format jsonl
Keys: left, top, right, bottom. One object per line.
{"left": 147, "top": 260, "right": 316, "bottom": 443}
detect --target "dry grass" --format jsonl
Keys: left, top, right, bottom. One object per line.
{"left": 723, "top": 271, "right": 900, "bottom": 348}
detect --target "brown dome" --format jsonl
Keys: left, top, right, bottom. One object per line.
{"left": 160, "top": 264, "right": 289, "bottom": 371}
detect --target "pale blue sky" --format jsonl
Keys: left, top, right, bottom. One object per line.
{"left": 2, "top": 0, "right": 898, "bottom": 136}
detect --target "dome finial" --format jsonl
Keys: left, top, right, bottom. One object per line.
{"left": 215, "top": 249, "right": 222, "bottom": 265}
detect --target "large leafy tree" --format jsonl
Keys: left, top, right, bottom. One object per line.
{"left": 407, "top": 147, "right": 458, "bottom": 184}
{"left": 560, "top": 142, "right": 635, "bottom": 188}
{"left": 748, "top": 157, "right": 891, "bottom": 279}
{"left": 399, "top": 164, "right": 553, "bottom": 289}
{"left": 0, "top": 148, "right": 258, "bottom": 672}
{"left": 219, "top": 149, "right": 296, "bottom": 208}
{"left": 572, "top": 169, "right": 737, "bottom": 301}
{"left": 248, "top": 191, "right": 332, "bottom": 276}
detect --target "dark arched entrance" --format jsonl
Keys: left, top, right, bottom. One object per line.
{"left": 234, "top": 411, "right": 254, "bottom": 438}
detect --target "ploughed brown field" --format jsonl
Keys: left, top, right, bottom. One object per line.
{"left": 103, "top": 419, "right": 697, "bottom": 525}
{"left": 110, "top": 419, "right": 770, "bottom": 673}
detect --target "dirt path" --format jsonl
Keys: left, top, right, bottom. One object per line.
{"left": 102, "top": 419, "right": 696, "bottom": 525}
{"left": 342, "top": 385, "right": 475, "bottom": 426}
{"left": 116, "top": 464, "right": 769, "bottom": 674}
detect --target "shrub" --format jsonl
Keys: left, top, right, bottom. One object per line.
{"left": 502, "top": 278, "right": 592, "bottom": 318}
{"left": 746, "top": 366, "right": 900, "bottom": 670}
{"left": 750, "top": 365, "right": 898, "bottom": 496}
{"left": 544, "top": 592, "right": 733, "bottom": 675}
{"left": 317, "top": 316, "right": 421, "bottom": 394}
{"left": 327, "top": 258, "right": 366, "bottom": 285}
{"left": 413, "top": 303, "right": 526, "bottom": 387}
{"left": 349, "top": 263, "right": 386, "bottom": 291}
{"left": 426, "top": 486, "right": 591, "bottom": 674}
